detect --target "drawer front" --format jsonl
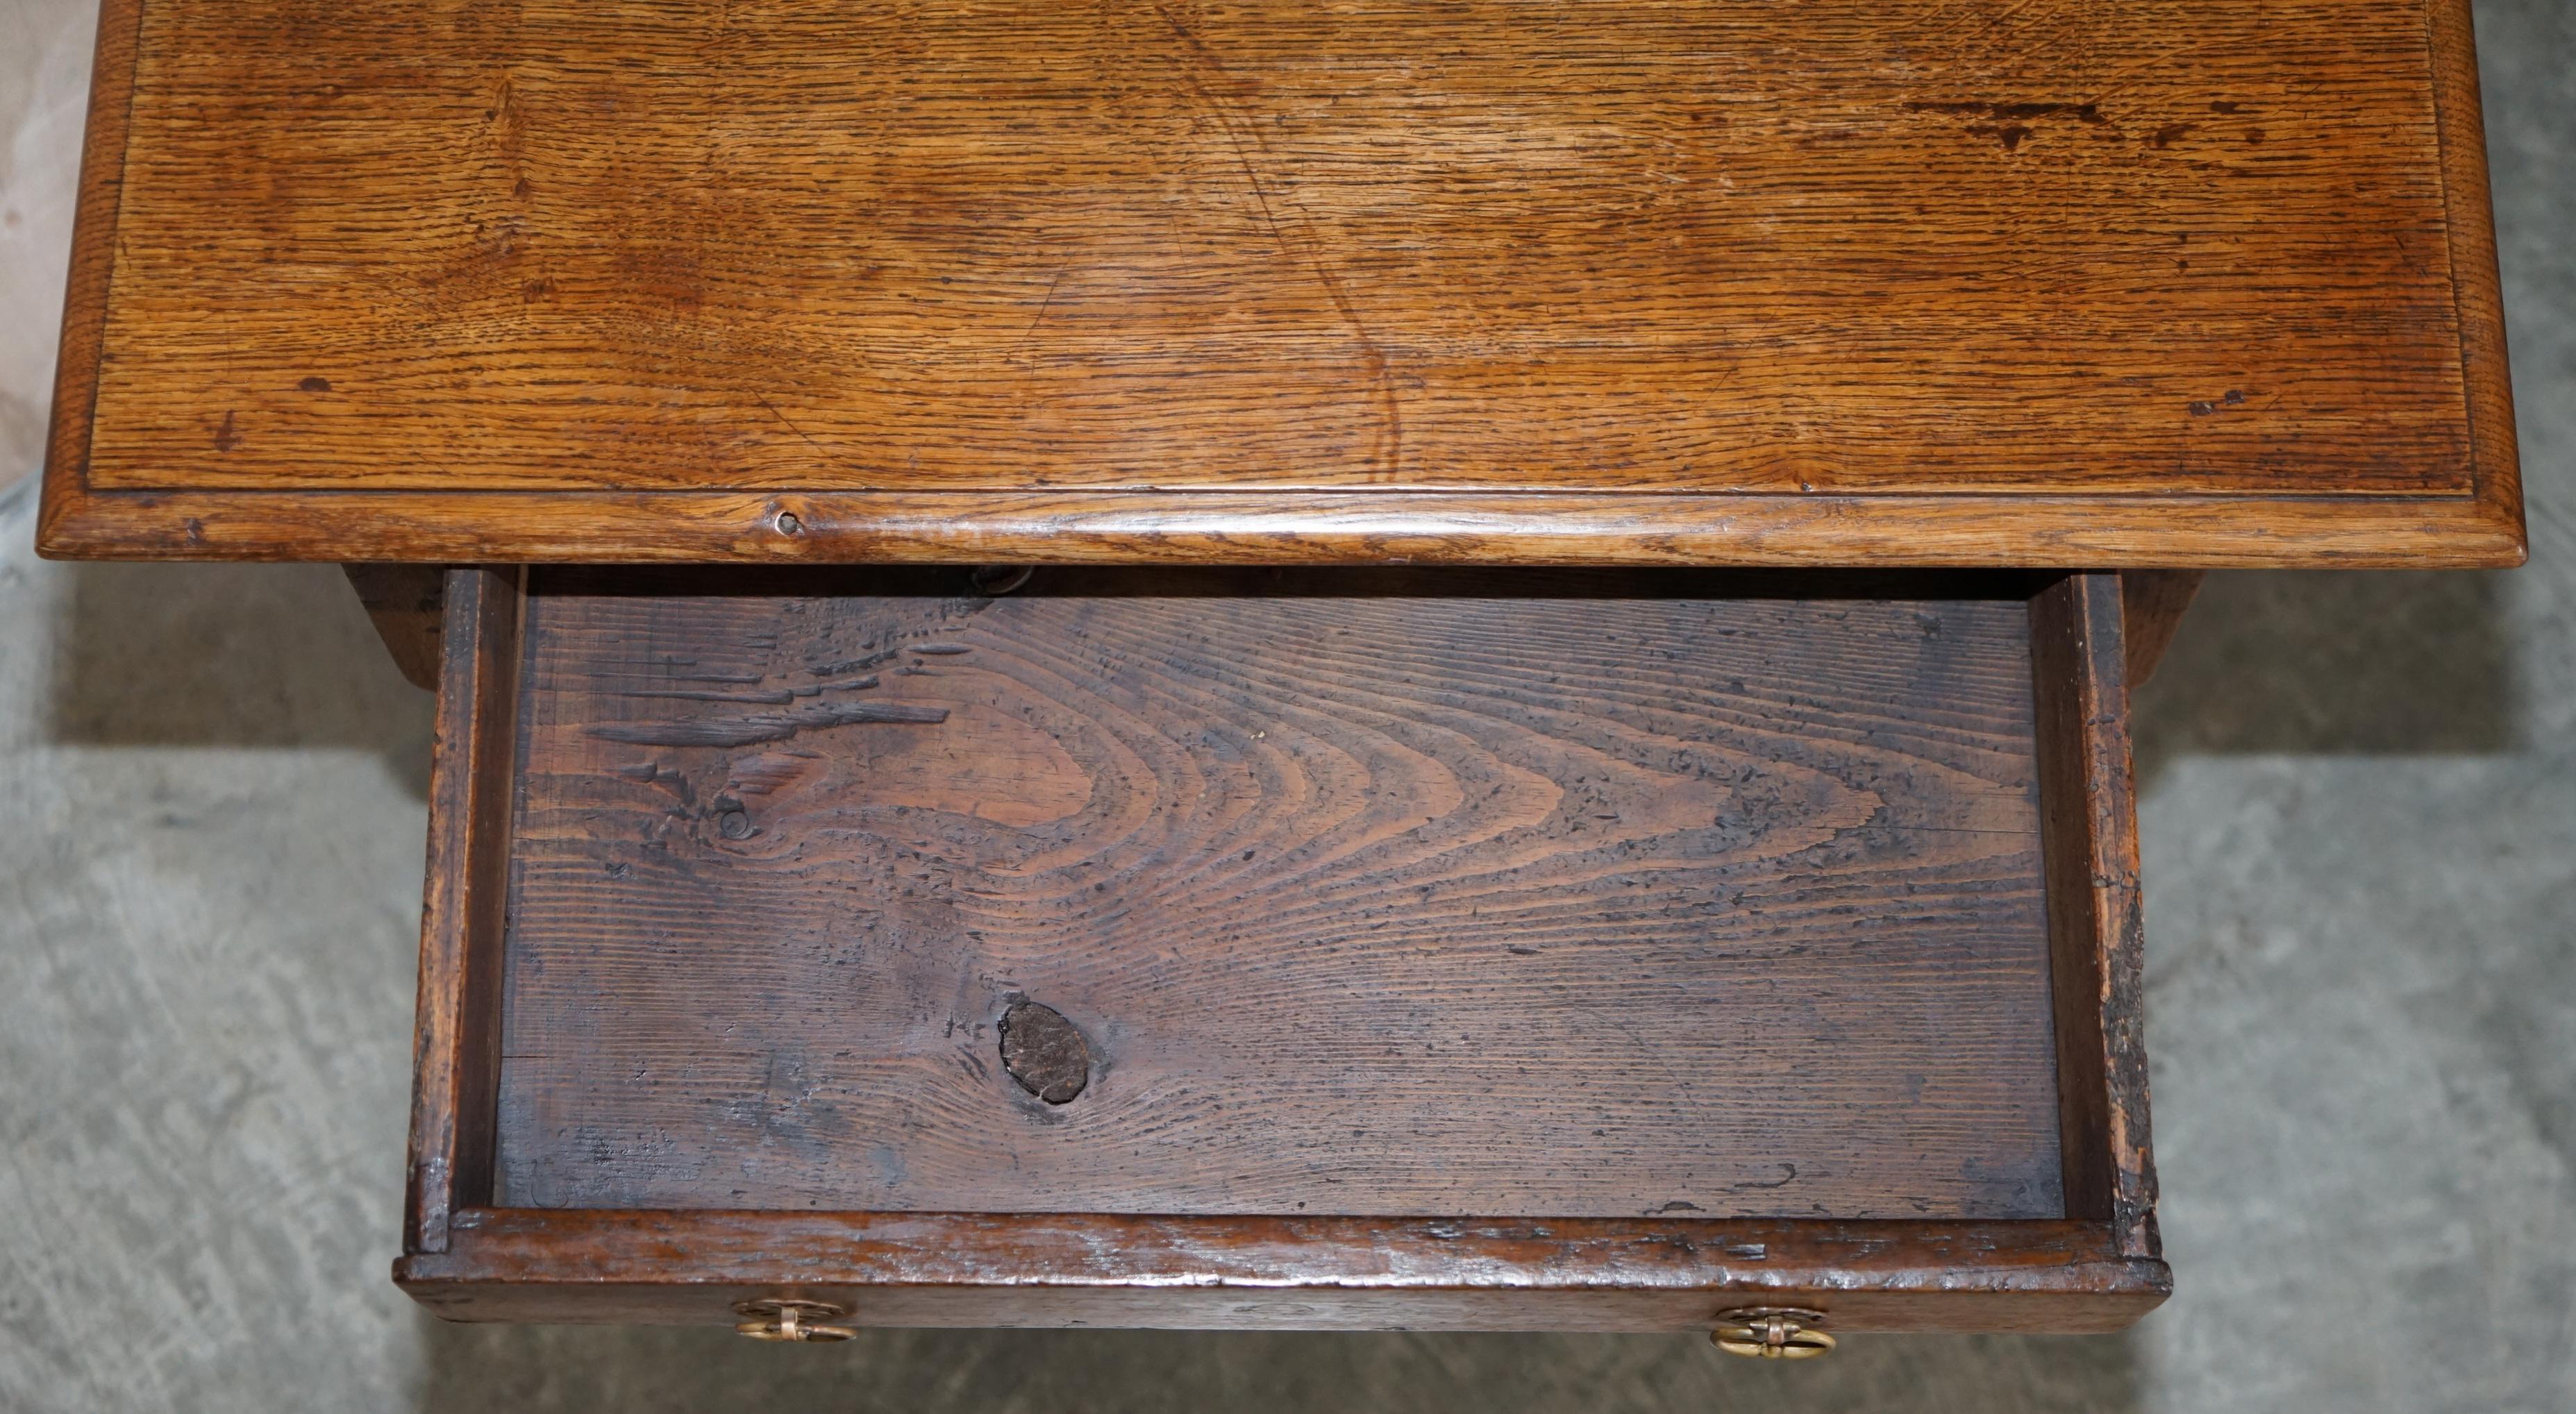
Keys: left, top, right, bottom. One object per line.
{"left": 396, "top": 568, "right": 2162, "bottom": 1336}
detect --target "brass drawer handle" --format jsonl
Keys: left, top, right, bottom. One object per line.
{"left": 1711, "top": 1307, "right": 1835, "bottom": 1359}
{"left": 734, "top": 1297, "right": 857, "bottom": 1343}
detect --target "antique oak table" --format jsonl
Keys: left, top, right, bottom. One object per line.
{"left": 38, "top": 0, "right": 2523, "bottom": 1351}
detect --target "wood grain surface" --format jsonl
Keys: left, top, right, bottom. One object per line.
{"left": 40, "top": 0, "right": 2522, "bottom": 566}
{"left": 397, "top": 1210, "right": 2170, "bottom": 1332}
{"left": 491, "top": 568, "right": 2063, "bottom": 1218}
{"left": 2030, "top": 574, "right": 2157, "bottom": 1257}
{"left": 405, "top": 568, "right": 522, "bottom": 1254}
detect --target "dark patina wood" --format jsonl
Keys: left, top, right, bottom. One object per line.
{"left": 397, "top": 568, "right": 2166, "bottom": 1331}
{"left": 404, "top": 567, "right": 521, "bottom": 1254}
{"left": 2029, "top": 575, "right": 2158, "bottom": 1256}
{"left": 494, "top": 569, "right": 2061, "bottom": 1219}
{"left": 40, "top": 0, "right": 2520, "bottom": 567}
{"left": 401, "top": 1211, "right": 2169, "bottom": 1333}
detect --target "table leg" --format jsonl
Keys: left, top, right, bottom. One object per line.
{"left": 342, "top": 564, "right": 445, "bottom": 691}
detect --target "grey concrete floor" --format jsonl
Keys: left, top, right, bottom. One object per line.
{"left": 2, "top": 0, "right": 2571, "bottom": 1408}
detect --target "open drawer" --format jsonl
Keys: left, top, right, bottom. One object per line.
{"left": 394, "top": 567, "right": 2166, "bottom": 1339}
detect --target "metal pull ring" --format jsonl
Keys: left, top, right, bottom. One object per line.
{"left": 734, "top": 1297, "right": 858, "bottom": 1343}
{"left": 1710, "top": 1306, "right": 1835, "bottom": 1359}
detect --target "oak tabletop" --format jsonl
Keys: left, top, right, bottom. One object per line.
{"left": 39, "top": 0, "right": 2523, "bottom": 566}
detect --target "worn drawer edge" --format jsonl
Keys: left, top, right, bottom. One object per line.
{"left": 397, "top": 1212, "right": 2171, "bottom": 1333}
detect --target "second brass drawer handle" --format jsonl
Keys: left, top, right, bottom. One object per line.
{"left": 734, "top": 1297, "right": 857, "bottom": 1343}
{"left": 1711, "top": 1306, "right": 1835, "bottom": 1359}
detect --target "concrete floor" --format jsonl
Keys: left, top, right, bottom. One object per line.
{"left": 2, "top": 0, "right": 2571, "bottom": 1408}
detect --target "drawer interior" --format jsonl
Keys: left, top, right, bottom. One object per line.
{"left": 487, "top": 568, "right": 2067, "bottom": 1221}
